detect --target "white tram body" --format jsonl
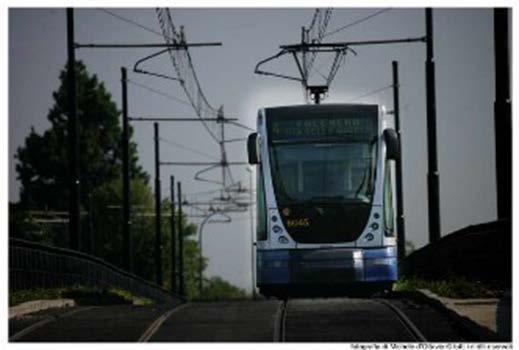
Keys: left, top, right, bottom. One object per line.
{"left": 247, "top": 104, "right": 399, "bottom": 296}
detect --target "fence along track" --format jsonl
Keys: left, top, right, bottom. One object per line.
{"left": 376, "top": 299, "right": 427, "bottom": 342}
{"left": 273, "top": 300, "right": 288, "bottom": 342}
{"left": 9, "top": 238, "right": 182, "bottom": 304}
{"left": 10, "top": 306, "right": 96, "bottom": 341}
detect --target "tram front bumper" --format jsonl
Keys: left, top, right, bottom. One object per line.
{"left": 257, "top": 247, "right": 397, "bottom": 286}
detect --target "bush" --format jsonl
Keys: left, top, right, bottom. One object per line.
{"left": 394, "top": 276, "right": 502, "bottom": 298}
{"left": 197, "top": 276, "right": 249, "bottom": 301}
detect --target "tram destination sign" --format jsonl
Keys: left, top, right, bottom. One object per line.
{"left": 269, "top": 114, "right": 377, "bottom": 142}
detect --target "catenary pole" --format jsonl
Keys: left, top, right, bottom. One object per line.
{"left": 121, "top": 67, "right": 131, "bottom": 271}
{"left": 197, "top": 214, "right": 211, "bottom": 297}
{"left": 170, "top": 175, "right": 177, "bottom": 293}
{"left": 392, "top": 61, "right": 406, "bottom": 259}
{"left": 177, "top": 181, "right": 185, "bottom": 297}
{"left": 493, "top": 9, "right": 511, "bottom": 220}
{"left": 154, "top": 123, "right": 163, "bottom": 286}
{"left": 66, "top": 8, "right": 81, "bottom": 251}
{"left": 425, "top": 8, "right": 441, "bottom": 243}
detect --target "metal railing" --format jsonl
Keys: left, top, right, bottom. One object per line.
{"left": 9, "top": 238, "right": 182, "bottom": 304}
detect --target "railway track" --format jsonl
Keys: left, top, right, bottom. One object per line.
{"left": 138, "top": 304, "right": 189, "bottom": 342}
{"left": 375, "top": 299, "right": 427, "bottom": 342}
{"left": 273, "top": 299, "right": 287, "bottom": 342}
{"left": 282, "top": 297, "right": 429, "bottom": 342}
{"left": 9, "top": 306, "right": 97, "bottom": 341}
{"left": 10, "top": 296, "right": 469, "bottom": 342}
{"left": 279, "top": 298, "right": 428, "bottom": 342}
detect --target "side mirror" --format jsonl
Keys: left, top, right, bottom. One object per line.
{"left": 383, "top": 128, "right": 400, "bottom": 160}
{"left": 247, "top": 132, "right": 260, "bottom": 164}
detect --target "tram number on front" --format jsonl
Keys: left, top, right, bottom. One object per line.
{"left": 286, "top": 218, "right": 311, "bottom": 228}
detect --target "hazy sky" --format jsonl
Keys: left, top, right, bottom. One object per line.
{"left": 9, "top": 8, "right": 498, "bottom": 290}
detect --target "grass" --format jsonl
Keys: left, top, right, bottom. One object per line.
{"left": 394, "top": 276, "right": 504, "bottom": 299}
{"left": 9, "top": 288, "right": 62, "bottom": 306}
{"left": 9, "top": 286, "right": 153, "bottom": 307}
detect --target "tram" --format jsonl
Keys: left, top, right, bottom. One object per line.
{"left": 247, "top": 104, "right": 400, "bottom": 297}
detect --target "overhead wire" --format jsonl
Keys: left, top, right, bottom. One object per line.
{"left": 305, "top": 9, "right": 333, "bottom": 70}
{"left": 103, "top": 8, "right": 254, "bottom": 220}
{"left": 186, "top": 188, "right": 226, "bottom": 197}
{"left": 323, "top": 8, "right": 392, "bottom": 38}
{"left": 94, "top": 7, "right": 254, "bottom": 226}
{"left": 303, "top": 8, "right": 391, "bottom": 96}
{"left": 349, "top": 84, "right": 394, "bottom": 102}
{"left": 312, "top": 64, "right": 330, "bottom": 81}
{"left": 303, "top": 8, "right": 333, "bottom": 84}
{"left": 226, "top": 121, "right": 255, "bottom": 132}
{"left": 159, "top": 137, "right": 219, "bottom": 161}
{"left": 156, "top": 8, "right": 221, "bottom": 144}
{"left": 97, "top": 8, "right": 165, "bottom": 37}
{"left": 126, "top": 79, "right": 216, "bottom": 116}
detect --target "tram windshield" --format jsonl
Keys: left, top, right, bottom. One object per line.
{"left": 267, "top": 108, "right": 378, "bottom": 207}
{"left": 270, "top": 141, "right": 377, "bottom": 206}
{"left": 264, "top": 105, "right": 379, "bottom": 243}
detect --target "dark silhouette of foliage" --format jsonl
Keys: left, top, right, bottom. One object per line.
{"left": 200, "top": 276, "right": 248, "bottom": 301}
{"left": 15, "top": 60, "right": 148, "bottom": 211}
{"left": 11, "top": 61, "right": 245, "bottom": 300}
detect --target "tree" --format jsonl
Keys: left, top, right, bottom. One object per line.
{"left": 9, "top": 202, "right": 55, "bottom": 243}
{"left": 405, "top": 240, "right": 416, "bottom": 255}
{"left": 160, "top": 199, "right": 205, "bottom": 300}
{"left": 90, "top": 178, "right": 153, "bottom": 268}
{"left": 90, "top": 179, "right": 205, "bottom": 296}
{"left": 12, "top": 60, "right": 244, "bottom": 299}
{"left": 200, "top": 276, "right": 248, "bottom": 301}
{"left": 15, "top": 60, "right": 148, "bottom": 212}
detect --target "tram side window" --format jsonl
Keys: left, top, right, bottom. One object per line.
{"left": 384, "top": 160, "right": 395, "bottom": 236}
{"left": 257, "top": 165, "right": 267, "bottom": 241}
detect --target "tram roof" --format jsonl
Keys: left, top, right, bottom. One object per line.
{"left": 262, "top": 103, "right": 379, "bottom": 115}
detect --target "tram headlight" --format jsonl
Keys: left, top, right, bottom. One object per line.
{"left": 364, "top": 233, "right": 374, "bottom": 241}
{"left": 370, "top": 222, "right": 379, "bottom": 230}
{"left": 278, "top": 236, "right": 289, "bottom": 244}
{"left": 271, "top": 216, "right": 278, "bottom": 223}
{"left": 272, "top": 225, "right": 283, "bottom": 234}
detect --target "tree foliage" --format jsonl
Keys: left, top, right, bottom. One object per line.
{"left": 90, "top": 178, "right": 203, "bottom": 296}
{"left": 405, "top": 240, "right": 416, "bottom": 255}
{"left": 11, "top": 60, "right": 245, "bottom": 301}
{"left": 15, "top": 60, "right": 147, "bottom": 211}
{"left": 200, "top": 276, "right": 248, "bottom": 301}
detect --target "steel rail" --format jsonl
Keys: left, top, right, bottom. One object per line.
{"left": 10, "top": 306, "right": 97, "bottom": 341}
{"left": 273, "top": 300, "right": 288, "bottom": 342}
{"left": 138, "top": 303, "right": 190, "bottom": 342}
{"left": 376, "top": 299, "right": 427, "bottom": 342}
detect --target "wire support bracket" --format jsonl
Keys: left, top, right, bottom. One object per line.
{"left": 255, "top": 35, "right": 426, "bottom": 104}
{"left": 75, "top": 42, "right": 222, "bottom": 49}
{"left": 129, "top": 116, "right": 238, "bottom": 122}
